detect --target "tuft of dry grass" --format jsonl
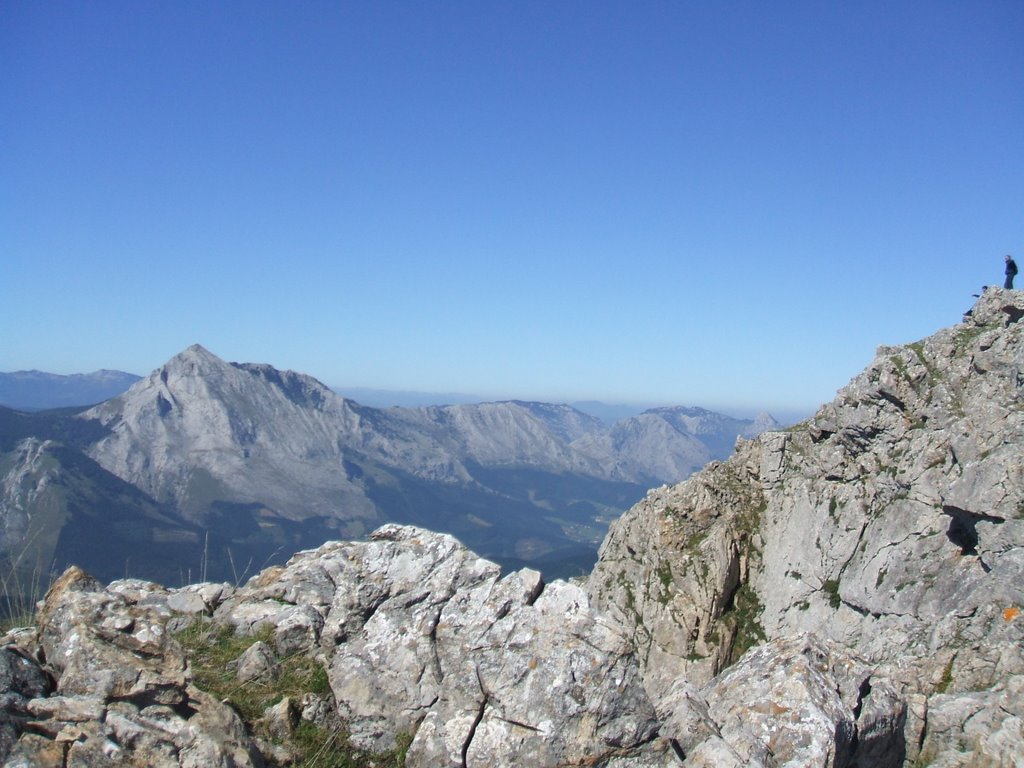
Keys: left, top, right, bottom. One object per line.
{"left": 174, "top": 619, "right": 409, "bottom": 767}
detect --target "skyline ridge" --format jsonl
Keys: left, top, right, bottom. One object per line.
{"left": 1, "top": 341, "right": 803, "bottom": 422}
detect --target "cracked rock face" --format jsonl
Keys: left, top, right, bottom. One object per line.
{"left": 588, "top": 288, "right": 1024, "bottom": 765}
{"left": 214, "top": 524, "right": 668, "bottom": 765}
{"left": 412, "top": 578, "right": 659, "bottom": 767}
{"left": 673, "top": 634, "right": 906, "bottom": 768}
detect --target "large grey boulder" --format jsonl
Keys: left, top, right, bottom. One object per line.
{"left": 213, "top": 524, "right": 669, "bottom": 765}
{"left": 661, "top": 634, "right": 905, "bottom": 767}
{"left": 411, "top": 577, "right": 661, "bottom": 767}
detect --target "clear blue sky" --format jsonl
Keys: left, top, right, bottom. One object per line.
{"left": 3, "top": 2, "right": 1022, "bottom": 418}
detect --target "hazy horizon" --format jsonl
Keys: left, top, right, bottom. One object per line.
{"left": 1, "top": 352, "right": 813, "bottom": 425}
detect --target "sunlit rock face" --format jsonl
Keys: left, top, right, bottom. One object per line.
{"left": 589, "top": 287, "right": 1024, "bottom": 765}
{"left": 0, "top": 526, "right": 672, "bottom": 767}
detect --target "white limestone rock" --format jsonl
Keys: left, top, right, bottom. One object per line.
{"left": 673, "top": 635, "right": 904, "bottom": 767}
{"left": 7, "top": 566, "right": 263, "bottom": 767}
{"left": 589, "top": 288, "right": 1024, "bottom": 766}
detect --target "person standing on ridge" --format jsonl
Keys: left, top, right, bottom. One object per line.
{"left": 1006, "top": 254, "right": 1018, "bottom": 289}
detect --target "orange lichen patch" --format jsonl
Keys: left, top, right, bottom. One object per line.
{"left": 1004, "top": 606, "right": 1020, "bottom": 622}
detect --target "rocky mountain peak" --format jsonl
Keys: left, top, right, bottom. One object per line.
{"left": 81, "top": 345, "right": 366, "bottom": 519}
{"left": 746, "top": 411, "right": 780, "bottom": 435}
{"left": 181, "top": 341, "right": 218, "bottom": 358}
{"left": 48, "top": 341, "right": 779, "bottom": 580}
{"left": 160, "top": 342, "right": 224, "bottom": 374}
{"left": 136, "top": 344, "right": 340, "bottom": 416}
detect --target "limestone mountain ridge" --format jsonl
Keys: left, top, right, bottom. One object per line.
{"left": 0, "top": 345, "right": 775, "bottom": 583}
{"left": 0, "top": 290, "right": 1018, "bottom": 766}
{"left": 82, "top": 343, "right": 775, "bottom": 501}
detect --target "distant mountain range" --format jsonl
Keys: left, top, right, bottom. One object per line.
{"left": 0, "top": 369, "right": 142, "bottom": 410}
{"left": 0, "top": 345, "right": 779, "bottom": 587}
{"left": 0, "top": 366, "right": 789, "bottom": 426}
{"left": 333, "top": 388, "right": 651, "bottom": 423}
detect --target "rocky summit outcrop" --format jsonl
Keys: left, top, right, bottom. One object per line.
{"left": 209, "top": 524, "right": 667, "bottom": 765}
{"left": 588, "top": 287, "right": 1024, "bottom": 766}
{"left": 0, "top": 525, "right": 672, "bottom": 766}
